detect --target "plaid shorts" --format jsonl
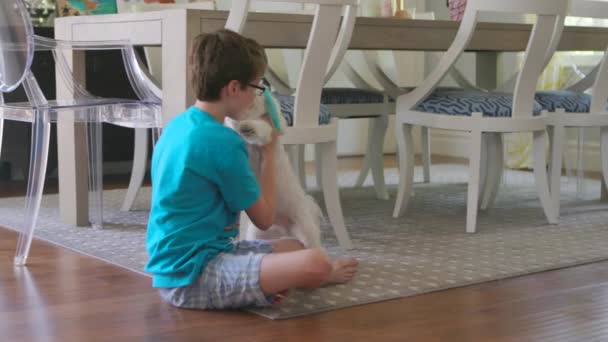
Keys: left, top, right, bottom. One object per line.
{"left": 159, "top": 240, "right": 275, "bottom": 310}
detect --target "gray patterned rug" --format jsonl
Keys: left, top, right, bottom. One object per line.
{"left": 1, "top": 165, "right": 608, "bottom": 320}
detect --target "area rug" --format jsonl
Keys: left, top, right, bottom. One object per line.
{"left": 1, "top": 165, "right": 607, "bottom": 320}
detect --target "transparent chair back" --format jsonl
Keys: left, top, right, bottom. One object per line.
{"left": 1, "top": 0, "right": 161, "bottom": 265}
{"left": 0, "top": 0, "right": 34, "bottom": 94}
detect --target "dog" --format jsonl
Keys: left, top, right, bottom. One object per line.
{"left": 227, "top": 93, "right": 322, "bottom": 248}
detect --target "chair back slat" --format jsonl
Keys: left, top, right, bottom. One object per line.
{"left": 293, "top": 5, "right": 343, "bottom": 126}
{"left": 0, "top": 0, "right": 35, "bottom": 93}
{"left": 512, "top": 15, "right": 562, "bottom": 116}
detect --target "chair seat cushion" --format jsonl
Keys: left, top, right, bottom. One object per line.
{"left": 534, "top": 90, "right": 591, "bottom": 113}
{"left": 321, "top": 88, "right": 386, "bottom": 104}
{"left": 273, "top": 93, "right": 332, "bottom": 126}
{"left": 321, "top": 87, "right": 467, "bottom": 105}
{"left": 416, "top": 90, "right": 543, "bottom": 117}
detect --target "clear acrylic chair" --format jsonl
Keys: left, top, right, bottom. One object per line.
{"left": 0, "top": 0, "right": 161, "bottom": 266}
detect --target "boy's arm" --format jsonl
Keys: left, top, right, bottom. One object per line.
{"left": 245, "top": 120, "right": 279, "bottom": 230}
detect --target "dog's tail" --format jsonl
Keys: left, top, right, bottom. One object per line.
{"left": 306, "top": 194, "right": 324, "bottom": 248}
{"left": 290, "top": 194, "right": 324, "bottom": 248}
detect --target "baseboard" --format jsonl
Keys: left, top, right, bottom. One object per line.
{"left": 430, "top": 130, "right": 603, "bottom": 172}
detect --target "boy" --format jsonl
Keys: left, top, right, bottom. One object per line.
{"left": 145, "top": 29, "right": 358, "bottom": 310}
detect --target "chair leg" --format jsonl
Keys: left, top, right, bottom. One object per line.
{"left": 14, "top": 110, "right": 51, "bottom": 266}
{"left": 151, "top": 127, "right": 161, "bottom": 145}
{"left": 421, "top": 126, "right": 431, "bottom": 183}
{"left": 368, "top": 116, "right": 389, "bottom": 200}
{"left": 481, "top": 133, "right": 504, "bottom": 210}
{"left": 354, "top": 119, "right": 373, "bottom": 188}
{"left": 533, "top": 130, "right": 558, "bottom": 224}
{"left": 547, "top": 125, "right": 555, "bottom": 185}
{"left": 121, "top": 128, "right": 148, "bottom": 212}
{"left": 318, "top": 141, "right": 353, "bottom": 250}
{"left": 0, "top": 117, "right": 4, "bottom": 156}
{"left": 286, "top": 145, "right": 306, "bottom": 189}
{"left": 549, "top": 124, "right": 565, "bottom": 219}
{"left": 393, "top": 123, "right": 415, "bottom": 218}
{"left": 601, "top": 127, "right": 608, "bottom": 201}
{"left": 466, "top": 129, "right": 483, "bottom": 233}
{"left": 478, "top": 133, "right": 488, "bottom": 206}
{"left": 575, "top": 127, "right": 587, "bottom": 197}
{"left": 88, "top": 110, "right": 103, "bottom": 229}
{"left": 298, "top": 144, "right": 307, "bottom": 189}
{"left": 314, "top": 144, "right": 324, "bottom": 190}
{"left": 562, "top": 127, "right": 574, "bottom": 179}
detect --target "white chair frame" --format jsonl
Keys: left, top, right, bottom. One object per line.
{"left": 345, "top": 50, "right": 490, "bottom": 200}
{"left": 392, "top": 0, "right": 568, "bottom": 233}
{"left": 545, "top": 0, "right": 608, "bottom": 217}
{"left": 226, "top": 0, "right": 357, "bottom": 249}
{"left": 272, "top": 50, "right": 394, "bottom": 200}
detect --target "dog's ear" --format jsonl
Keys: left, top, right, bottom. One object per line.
{"left": 251, "top": 96, "right": 267, "bottom": 118}
{"left": 262, "top": 78, "right": 272, "bottom": 93}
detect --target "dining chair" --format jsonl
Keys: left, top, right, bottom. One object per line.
{"left": 392, "top": 0, "right": 567, "bottom": 233}
{"left": 0, "top": 0, "right": 161, "bottom": 265}
{"left": 237, "top": 14, "right": 395, "bottom": 201}
{"left": 345, "top": 50, "right": 476, "bottom": 198}
{"left": 225, "top": 0, "right": 357, "bottom": 249}
{"left": 538, "top": 0, "right": 608, "bottom": 217}
{"left": 478, "top": 0, "right": 608, "bottom": 215}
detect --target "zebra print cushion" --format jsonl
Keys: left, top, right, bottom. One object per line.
{"left": 321, "top": 88, "right": 386, "bottom": 104}
{"left": 273, "top": 93, "right": 332, "bottom": 126}
{"left": 534, "top": 91, "right": 591, "bottom": 113}
{"left": 416, "top": 90, "right": 543, "bottom": 117}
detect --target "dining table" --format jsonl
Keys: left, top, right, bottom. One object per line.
{"left": 54, "top": 9, "right": 608, "bottom": 226}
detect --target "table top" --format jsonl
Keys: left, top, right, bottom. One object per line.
{"left": 55, "top": 9, "right": 608, "bottom": 51}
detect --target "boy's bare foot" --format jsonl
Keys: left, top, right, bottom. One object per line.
{"left": 323, "top": 258, "right": 359, "bottom": 285}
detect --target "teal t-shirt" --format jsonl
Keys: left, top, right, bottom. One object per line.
{"left": 145, "top": 106, "right": 261, "bottom": 288}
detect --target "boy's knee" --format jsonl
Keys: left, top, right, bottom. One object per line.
{"left": 301, "top": 249, "right": 331, "bottom": 288}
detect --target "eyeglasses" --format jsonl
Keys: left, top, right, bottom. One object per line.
{"left": 248, "top": 83, "right": 266, "bottom": 96}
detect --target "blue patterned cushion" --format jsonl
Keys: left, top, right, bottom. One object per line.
{"left": 534, "top": 91, "right": 591, "bottom": 113}
{"left": 321, "top": 87, "right": 466, "bottom": 104}
{"left": 321, "top": 88, "right": 386, "bottom": 104}
{"left": 273, "top": 93, "right": 332, "bottom": 126}
{"left": 416, "top": 90, "right": 543, "bottom": 117}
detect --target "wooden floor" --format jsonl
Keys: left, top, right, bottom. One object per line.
{"left": 2, "top": 156, "right": 608, "bottom": 341}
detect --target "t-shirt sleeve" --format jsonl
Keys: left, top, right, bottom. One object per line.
{"left": 215, "top": 141, "right": 261, "bottom": 213}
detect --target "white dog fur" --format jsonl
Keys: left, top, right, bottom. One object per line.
{"left": 227, "top": 95, "right": 322, "bottom": 248}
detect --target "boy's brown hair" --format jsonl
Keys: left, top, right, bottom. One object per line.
{"left": 190, "top": 29, "right": 267, "bottom": 101}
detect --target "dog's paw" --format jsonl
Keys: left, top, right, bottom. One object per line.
{"left": 238, "top": 120, "right": 273, "bottom": 145}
